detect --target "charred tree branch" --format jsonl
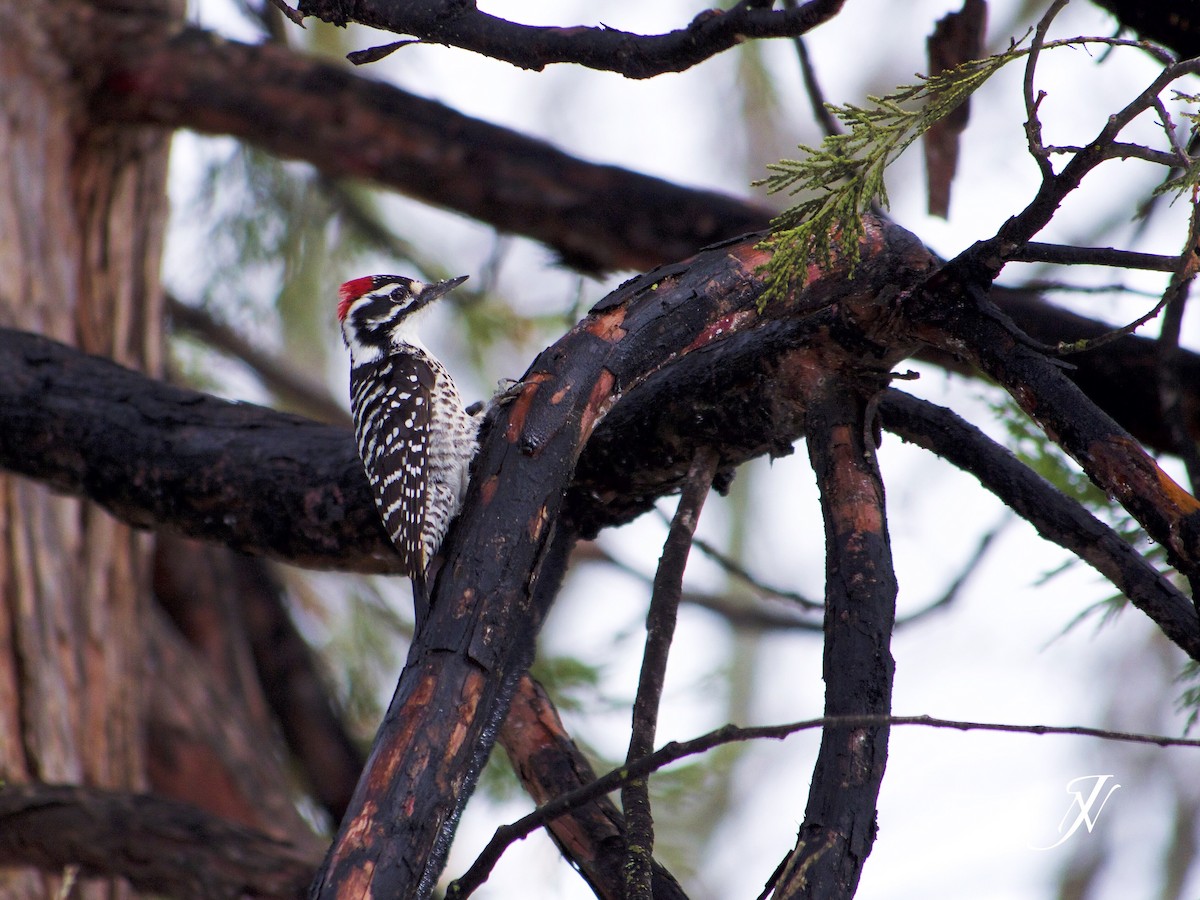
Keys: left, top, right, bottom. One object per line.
{"left": 94, "top": 24, "right": 769, "bottom": 274}
{"left": 295, "top": 0, "right": 846, "bottom": 79}
{"left": 492, "top": 677, "right": 690, "bottom": 900}
{"left": 1007, "top": 242, "right": 1181, "bottom": 271}
{"left": 879, "top": 391, "right": 1200, "bottom": 658}
{"left": 770, "top": 374, "right": 897, "bottom": 898}
{"left": 0, "top": 783, "right": 318, "bottom": 899}
{"left": 906, "top": 274, "right": 1200, "bottom": 582}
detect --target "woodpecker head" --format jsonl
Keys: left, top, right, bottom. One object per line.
{"left": 338, "top": 274, "right": 469, "bottom": 363}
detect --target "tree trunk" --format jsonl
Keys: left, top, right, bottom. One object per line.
{"left": 0, "top": 0, "right": 178, "bottom": 894}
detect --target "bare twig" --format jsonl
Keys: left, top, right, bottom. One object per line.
{"left": 623, "top": 447, "right": 720, "bottom": 899}
{"left": 447, "top": 712, "right": 1200, "bottom": 897}
{"left": 1052, "top": 290, "right": 1172, "bottom": 355}
{"left": 1022, "top": 0, "right": 1069, "bottom": 179}
{"left": 1008, "top": 242, "right": 1180, "bottom": 271}
{"left": 791, "top": 32, "right": 842, "bottom": 137}
{"left": 994, "top": 55, "right": 1200, "bottom": 259}
{"left": 1156, "top": 199, "right": 1200, "bottom": 493}
{"left": 894, "top": 518, "right": 1010, "bottom": 626}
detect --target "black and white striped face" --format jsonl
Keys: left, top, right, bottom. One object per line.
{"left": 337, "top": 274, "right": 468, "bottom": 364}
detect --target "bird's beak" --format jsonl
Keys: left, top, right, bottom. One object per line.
{"left": 413, "top": 274, "right": 469, "bottom": 311}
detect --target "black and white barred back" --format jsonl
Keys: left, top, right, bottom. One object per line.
{"left": 338, "top": 274, "right": 478, "bottom": 590}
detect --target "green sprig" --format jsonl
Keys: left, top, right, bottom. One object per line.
{"left": 755, "top": 44, "right": 1026, "bottom": 305}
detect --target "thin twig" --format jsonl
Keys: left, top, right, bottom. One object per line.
{"left": 1156, "top": 197, "right": 1200, "bottom": 493}
{"left": 622, "top": 446, "right": 720, "bottom": 900}
{"left": 1009, "top": 279, "right": 1162, "bottom": 298}
{"left": 593, "top": 541, "right": 824, "bottom": 630}
{"left": 995, "top": 55, "right": 1200, "bottom": 258}
{"left": 1022, "top": 0, "right": 1069, "bottom": 179}
{"left": 1009, "top": 242, "right": 1180, "bottom": 271}
{"left": 650, "top": 509, "right": 824, "bottom": 610}
{"left": 447, "top": 713, "right": 1200, "bottom": 897}
{"left": 791, "top": 32, "right": 842, "bottom": 137}
{"left": 1053, "top": 291, "right": 1173, "bottom": 355}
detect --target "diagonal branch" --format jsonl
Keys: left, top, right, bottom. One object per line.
{"left": 879, "top": 390, "right": 1200, "bottom": 659}
{"left": 623, "top": 446, "right": 720, "bottom": 899}
{"left": 905, "top": 273, "right": 1200, "bottom": 583}
{"left": 296, "top": 0, "right": 846, "bottom": 79}
{"left": 94, "top": 22, "right": 770, "bottom": 275}
{"left": 497, "top": 676, "right": 690, "bottom": 900}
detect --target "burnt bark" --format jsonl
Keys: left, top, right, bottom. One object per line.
{"left": 880, "top": 391, "right": 1200, "bottom": 659}
{"left": 295, "top": 0, "right": 845, "bottom": 78}
{"left": 0, "top": 783, "right": 318, "bottom": 899}
{"left": 498, "top": 677, "right": 690, "bottom": 900}
{"left": 907, "top": 273, "right": 1200, "bottom": 581}
{"left": 770, "top": 371, "right": 897, "bottom": 898}
{"left": 95, "top": 25, "right": 768, "bottom": 275}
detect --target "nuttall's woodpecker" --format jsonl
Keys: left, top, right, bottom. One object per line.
{"left": 338, "top": 274, "right": 479, "bottom": 605}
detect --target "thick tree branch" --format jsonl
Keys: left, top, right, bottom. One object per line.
{"left": 906, "top": 274, "right": 1200, "bottom": 581}
{"left": 296, "top": 0, "right": 845, "bottom": 79}
{"left": 770, "top": 372, "right": 897, "bottom": 898}
{"left": 0, "top": 783, "right": 318, "bottom": 899}
{"left": 0, "top": 219, "right": 935, "bottom": 569}
{"left": 94, "top": 24, "right": 769, "bottom": 275}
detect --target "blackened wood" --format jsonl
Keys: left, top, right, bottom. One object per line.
{"left": 906, "top": 276, "right": 1200, "bottom": 580}
{"left": 772, "top": 374, "right": 897, "bottom": 899}
{"left": 0, "top": 783, "right": 317, "bottom": 899}
{"left": 96, "top": 26, "right": 770, "bottom": 275}
{"left": 496, "top": 676, "right": 690, "bottom": 900}
{"left": 296, "top": 0, "right": 845, "bottom": 79}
